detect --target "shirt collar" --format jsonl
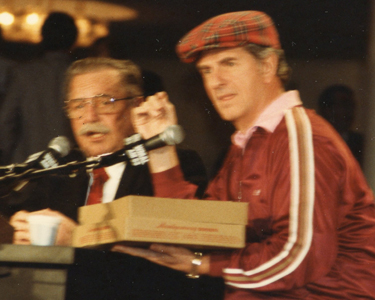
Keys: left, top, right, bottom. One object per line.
{"left": 232, "top": 90, "right": 302, "bottom": 149}
{"left": 104, "top": 162, "right": 126, "bottom": 178}
{"left": 87, "top": 162, "right": 125, "bottom": 177}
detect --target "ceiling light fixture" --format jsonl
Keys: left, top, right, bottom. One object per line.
{"left": 0, "top": 0, "right": 138, "bottom": 47}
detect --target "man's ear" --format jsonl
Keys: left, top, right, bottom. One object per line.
{"left": 260, "top": 52, "right": 278, "bottom": 83}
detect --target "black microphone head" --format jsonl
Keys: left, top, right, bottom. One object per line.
{"left": 160, "top": 125, "right": 185, "bottom": 146}
{"left": 48, "top": 136, "right": 71, "bottom": 157}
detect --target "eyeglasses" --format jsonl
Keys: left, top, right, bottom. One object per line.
{"left": 65, "top": 94, "right": 143, "bottom": 119}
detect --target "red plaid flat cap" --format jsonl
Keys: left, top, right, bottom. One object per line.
{"left": 176, "top": 11, "right": 281, "bottom": 63}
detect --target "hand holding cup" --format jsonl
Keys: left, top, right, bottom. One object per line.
{"left": 28, "top": 214, "right": 61, "bottom": 246}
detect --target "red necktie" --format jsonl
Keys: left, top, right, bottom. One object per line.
{"left": 86, "top": 168, "right": 109, "bottom": 205}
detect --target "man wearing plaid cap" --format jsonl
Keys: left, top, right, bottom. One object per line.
{"left": 114, "top": 11, "right": 375, "bottom": 299}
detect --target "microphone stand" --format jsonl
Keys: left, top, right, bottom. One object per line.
{"left": 0, "top": 159, "right": 97, "bottom": 184}
{"left": 0, "top": 124, "right": 183, "bottom": 184}
{"left": 0, "top": 144, "right": 150, "bottom": 184}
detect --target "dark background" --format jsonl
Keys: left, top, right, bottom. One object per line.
{"left": 110, "top": 0, "right": 371, "bottom": 61}
{"left": 1, "top": 0, "right": 371, "bottom": 177}
{"left": 2, "top": 0, "right": 371, "bottom": 62}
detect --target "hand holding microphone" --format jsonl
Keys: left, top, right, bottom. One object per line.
{"left": 132, "top": 92, "right": 178, "bottom": 142}
{"left": 98, "top": 125, "right": 185, "bottom": 167}
{"left": 131, "top": 92, "right": 182, "bottom": 173}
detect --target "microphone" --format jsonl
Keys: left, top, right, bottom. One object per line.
{"left": 5, "top": 136, "right": 72, "bottom": 174}
{"left": 0, "top": 136, "right": 72, "bottom": 196}
{"left": 99, "top": 125, "right": 185, "bottom": 167}
{"left": 144, "top": 125, "right": 185, "bottom": 151}
{"left": 122, "top": 125, "right": 185, "bottom": 151}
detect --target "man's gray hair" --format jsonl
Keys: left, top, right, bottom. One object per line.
{"left": 244, "top": 44, "right": 292, "bottom": 87}
{"left": 64, "top": 57, "right": 143, "bottom": 100}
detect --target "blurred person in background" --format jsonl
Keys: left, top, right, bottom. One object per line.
{"left": 0, "top": 12, "right": 78, "bottom": 164}
{"left": 318, "top": 84, "right": 364, "bottom": 166}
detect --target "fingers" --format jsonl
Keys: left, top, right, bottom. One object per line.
{"left": 9, "top": 210, "right": 29, "bottom": 222}
{"left": 9, "top": 210, "right": 31, "bottom": 245}
{"left": 150, "top": 243, "right": 176, "bottom": 254}
{"left": 112, "top": 245, "right": 163, "bottom": 259}
{"left": 9, "top": 209, "right": 77, "bottom": 246}
{"left": 131, "top": 91, "right": 177, "bottom": 139}
{"left": 112, "top": 244, "right": 173, "bottom": 267}
{"left": 149, "top": 244, "right": 194, "bottom": 265}
{"left": 55, "top": 216, "right": 77, "bottom": 246}
{"left": 9, "top": 210, "right": 29, "bottom": 230}
{"left": 147, "top": 244, "right": 209, "bottom": 275}
{"left": 150, "top": 243, "right": 191, "bottom": 255}
{"left": 112, "top": 243, "right": 195, "bottom": 273}
{"left": 132, "top": 92, "right": 166, "bottom": 124}
{"left": 13, "top": 230, "right": 31, "bottom": 245}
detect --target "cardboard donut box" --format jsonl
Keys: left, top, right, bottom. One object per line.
{"left": 72, "top": 195, "right": 248, "bottom": 250}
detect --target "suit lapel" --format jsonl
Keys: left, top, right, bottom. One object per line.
{"left": 114, "top": 163, "right": 153, "bottom": 200}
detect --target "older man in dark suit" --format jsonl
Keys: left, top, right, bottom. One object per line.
{"left": 6, "top": 57, "right": 207, "bottom": 246}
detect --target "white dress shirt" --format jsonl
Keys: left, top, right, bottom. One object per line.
{"left": 85, "top": 162, "right": 126, "bottom": 205}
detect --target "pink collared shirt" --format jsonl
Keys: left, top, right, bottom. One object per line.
{"left": 232, "top": 90, "right": 303, "bottom": 149}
